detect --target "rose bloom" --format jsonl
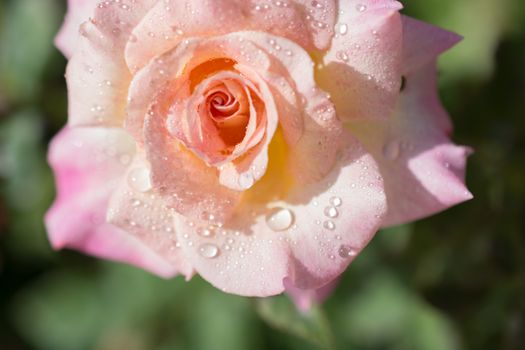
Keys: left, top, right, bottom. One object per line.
{"left": 47, "top": 0, "right": 472, "bottom": 308}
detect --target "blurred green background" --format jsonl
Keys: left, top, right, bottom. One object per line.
{"left": 0, "top": 0, "right": 524, "bottom": 349}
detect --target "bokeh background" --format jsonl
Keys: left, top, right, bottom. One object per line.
{"left": 1, "top": 0, "right": 524, "bottom": 349}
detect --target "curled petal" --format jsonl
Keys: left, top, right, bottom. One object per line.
{"left": 125, "top": 35, "right": 272, "bottom": 144}
{"left": 216, "top": 66, "right": 278, "bottom": 191}
{"left": 45, "top": 127, "right": 178, "bottom": 277}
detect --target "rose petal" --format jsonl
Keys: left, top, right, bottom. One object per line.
{"left": 185, "top": 71, "right": 268, "bottom": 166}
{"left": 216, "top": 66, "right": 278, "bottom": 191}
{"left": 45, "top": 127, "right": 178, "bottom": 277}
{"left": 124, "top": 0, "right": 336, "bottom": 72}
{"left": 400, "top": 16, "right": 462, "bottom": 135}
{"left": 55, "top": 0, "right": 95, "bottom": 58}
{"left": 348, "top": 62, "right": 473, "bottom": 227}
{"left": 172, "top": 134, "right": 386, "bottom": 296}
{"left": 317, "top": 0, "right": 403, "bottom": 121}
{"left": 65, "top": 0, "right": 156, "bottom": 127}
{"left": 106, "top": 154, "right": 195, "bottom": 278}
{"left": 402, "top": 16, "right": 462, "bottom": 74}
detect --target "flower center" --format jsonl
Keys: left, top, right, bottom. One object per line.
{"left": 203, "top": 82, "right": 249, "bottom": 147}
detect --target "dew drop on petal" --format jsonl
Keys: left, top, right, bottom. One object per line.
{"left": 323, "top": 220, "right": 336, "bottom": 230}
{"left": 324, "top": 206, "right": 339, "bottom": 218}
{"left": 198, "top": 244, "right": 219, "bottom": 259}
{"left": 128, "top": 167, "right": 152, "bottom": 192}
{"left": 198, "top": 226, "right": 216, "bottom": 237}
{"left": 266, "top": 208, "right": 294, "bottom": 232}
{"left": 329, "top": 196, "right": 342, "bottom": 207}
{"left": 338, "top": 244, "right": 358, "bottom": 259}
{"left": 238, "top": 172, "right": 255, "bottom": 190}
{"left": 338, "top": 23, "right": 348, "bottom": 35}
{"left": 336, "top": 50, "right": 349, "bottom": 62}
{"left": 356, "top": 4, "right": 367, "bottom": 12}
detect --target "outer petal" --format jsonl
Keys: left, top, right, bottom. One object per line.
{"left": 55, "top": 0, "right": 96, "bottom": 58}
{"left": 317, "top": 0, "right": 403, "bottom": 121}
{"left": 45, "top": 127, "right": 178, "bottom": 277}
{"left": 124, "top": 0, "right": 336, "bottom": 72}
{"left": 401, "top": 16, "right": 462, "bottom": 134}
{"left": 348, "top": 62, "right": 472, "bottom": 227}
{"left": 65, "top": 0, "right": 156, "bottom": 127}
{"left": 401, "top": 16, "right": 462, "bottom": 75}
{"left": 173, "top": 134, "right": 387, "bottom": 296}
{"left": 106, "top": 154, "right": 194, "bottom": 278}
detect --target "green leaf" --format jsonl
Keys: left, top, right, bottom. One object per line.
{"left": 255, "top": 295, "right": 338, "bottom": 350}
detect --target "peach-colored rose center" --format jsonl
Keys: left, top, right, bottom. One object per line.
{"left": 166, "top": 58, "right": 266, "bottom": 165}
{"left": 204, "top": 83, "right": 249, "bottom": 147}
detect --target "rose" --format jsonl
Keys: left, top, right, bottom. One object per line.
{"left": 47, "top": 0, "right": 472, "bottom": 305}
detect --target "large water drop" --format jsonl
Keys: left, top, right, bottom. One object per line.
{"left": 266, "top": 208, "right": 294, "bottom": 232}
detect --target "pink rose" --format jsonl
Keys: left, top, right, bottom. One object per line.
{"left": 47, "top": 0, "right": 472, "bottom": 303}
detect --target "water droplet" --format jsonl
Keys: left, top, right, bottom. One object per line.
{"left": 383, "top": 140, "right": 401, "bottom": 160}
{"left": 338, "top": 23, "right": 348, "bottom": 35}
{"left": 356, "top": 4, "right": 367, "bottom": 12}
{"left": 238, "top": 172, "right": 255, "bottom": 189}
{"left": 336, "top": 50, "right": 349, "bottom": 62}
{"left": 324, "top": 206, "right": 339, "bottom": 218}
{"left": 329, "top": 196, "right": 342, "bottom": 207}
{"left": 323, "top": 220, "right": 335, "bottom": 230}
{"left": 198, "top": 225, "right": 216, "bottom": 237}
{"left": 311, "top": 1, "right": 323, "bottom": 9}
{"left": 200, "top": 211, "right": 216, "bottom": 222}
{"left": 128, "top": 167, "right": 152, "bottom": 192}
{"left": 338, "top": 244, "right": 357, "bottom": 258}
{"left": 198, "top": 244, "right": 219, "bottom": 259}
{"left": 266, "top": 208, "right": 294, "bottom": 231}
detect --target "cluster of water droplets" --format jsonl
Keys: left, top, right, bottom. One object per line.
{"left": 333, "top": 3, "right": 383, "bottom": 68}
{"left": 314, "top": 195, "right": 358, "bottom": 259}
